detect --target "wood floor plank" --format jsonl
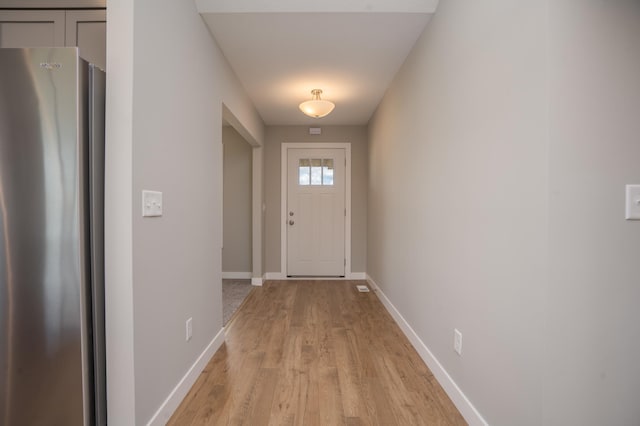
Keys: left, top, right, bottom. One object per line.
{"left": 318, "top": 367, "right": 346, "bottom": 425}
{"left": 168, "top": 280, "right": 466, "bottom": 426}
{"left": 244, "top": 368, "right": 279, "bottom": 426}
{"left": 332, "top": 327, "right": 370, "bottom": 421}
{"left": 268, "top": 326, "right": 303, "bottom": 425}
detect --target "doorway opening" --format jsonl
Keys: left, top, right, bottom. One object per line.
{"left": 221, "top": 104, "right": 263, "bottom": 325}
{"left": 222, "top": 123, "right": 252, "bottom": 324}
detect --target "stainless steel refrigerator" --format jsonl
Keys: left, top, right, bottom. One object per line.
{"left": 0, "top": 48, "right": 106, "bottom": 426}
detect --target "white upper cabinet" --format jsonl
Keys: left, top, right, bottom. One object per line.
{"left": 65, "top": 10, "right": 106, "bottom": 70}
{"left": 0, "top": 9, "right": 106, "bottom": 70}
{"left": 0, "top": 10, "right": 65, "bottom": 47}
{"left": 0, "top": 0, "right": 105, "bottom": 7}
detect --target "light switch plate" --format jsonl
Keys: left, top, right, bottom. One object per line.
{"left": 625, "top": 185, "right": 640, "bottom": 220}
{"left": 142, "top": 190, "right": 163, "bottom": 217}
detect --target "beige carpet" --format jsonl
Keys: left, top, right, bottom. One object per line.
{"left": 222, "top": 279, "right": 253, "bottom": 325}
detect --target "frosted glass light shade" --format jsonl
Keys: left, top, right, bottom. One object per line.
{"left": 299, "top": 100, "right": 335, "bottom": 118}
{"left": 299, "top": 89, "right": 335, "bottom": 118}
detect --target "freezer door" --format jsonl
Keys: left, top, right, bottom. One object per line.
{"left": 0, "top": 48, "right": 89, "bottom": 425}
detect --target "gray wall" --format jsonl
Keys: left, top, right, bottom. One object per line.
{"left": 105, "top": 0, "right": 264, "bottom": 423}
{"left": 545, "top": 1, "right": 640, "bottom": 424}
{"left": 264, "top": 126, "right": 367, "bottom": 274}
{"left": 368, "top": 2, "right": 547, "bottom": 424}
{"left": 223, "top": 126, "right": 252, "bottom": 273}
{"left": 368, "top": 1, "right": 640, "bottom": 425}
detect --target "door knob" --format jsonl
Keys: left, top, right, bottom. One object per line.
{"left": 289, "top": 220, "right": 295, "bottom": 226}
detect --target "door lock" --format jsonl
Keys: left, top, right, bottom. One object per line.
{"left": 289, "top": 211, "right": 294, "bottom": 216}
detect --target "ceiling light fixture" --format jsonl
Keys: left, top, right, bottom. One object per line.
{"left": 299, "top": 89, "right": 335, "bottom": 118}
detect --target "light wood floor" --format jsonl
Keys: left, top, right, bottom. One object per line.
{"left": 169, "top": 280, "right": 467, "bottom": 426}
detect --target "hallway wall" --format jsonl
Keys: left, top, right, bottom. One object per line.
{"left": 105, "top": 0, "right": 264, "bottom": 423}
{"left": 223, "top": 126, "right": 253, "bottom": 274}
{"left": 368, "top": 1, "right": 548, "bottom": 424}
{"left": 368, "top": 1, "right": 640, "bottom": 425}
{"left": 545, "top": 1, "right": 640, "bottom": 424}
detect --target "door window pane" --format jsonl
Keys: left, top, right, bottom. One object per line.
{"left": 299, "top": 159, "right": 310, "bottom": 185}
{"left": 322, "top": 159, "right": 334, "bottom": 186}
{"left": 310, "top": 159, "right": 322, "bottom": 185}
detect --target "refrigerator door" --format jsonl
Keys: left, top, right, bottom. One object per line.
{"left": 0, "top": 48, "right": 89, "bottom": 425}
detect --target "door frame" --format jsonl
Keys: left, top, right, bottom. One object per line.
{"left": 280, "top": 142, "right": 352, "bottom": 278}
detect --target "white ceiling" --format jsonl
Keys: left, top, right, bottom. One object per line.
{"left": 197, "top": 0, "right": 438, "bottom": 126}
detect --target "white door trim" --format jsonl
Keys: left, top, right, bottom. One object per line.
{"left": 281, "top": 143, "right": 352, "bottom": 278}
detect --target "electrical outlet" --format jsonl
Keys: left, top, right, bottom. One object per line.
{"left": 186, "top": 318, "right": 192, "bottom": 341}
{"left": 454, "top": 329, "right": 462, "bottom": 356}
{"left": 142, "top": 190, "right": 163, "bottom": 217}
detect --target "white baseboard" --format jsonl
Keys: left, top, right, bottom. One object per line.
{"left": 251, "top": 277, "right": 263, "bottom": 286}
{"left": 348, "top": 272, "right": 366, "bottom": 280}
{"left": 366, "top": 275, "right": 488, "bottom": 426}
{"left": 146, "top": 328, "right": 225, "bottom": 426}
{"left": 264, "top": 272, "right": 285, "bottom": 280}
{"left": 222, "top": 271, "right": 252, "bottom": 279}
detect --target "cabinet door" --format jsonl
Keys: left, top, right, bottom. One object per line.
{"left": 65, "top": 10, "right": 106, "bottom": 70}
{"left": 0, "top": 10, "right": 65, "bottom": 47}
{"left": 0, "top": 0, "right": 105, "bottom": 7}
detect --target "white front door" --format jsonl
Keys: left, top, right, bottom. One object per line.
{"left": 286, "top": 148, "right": 345, "bottom": 276}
